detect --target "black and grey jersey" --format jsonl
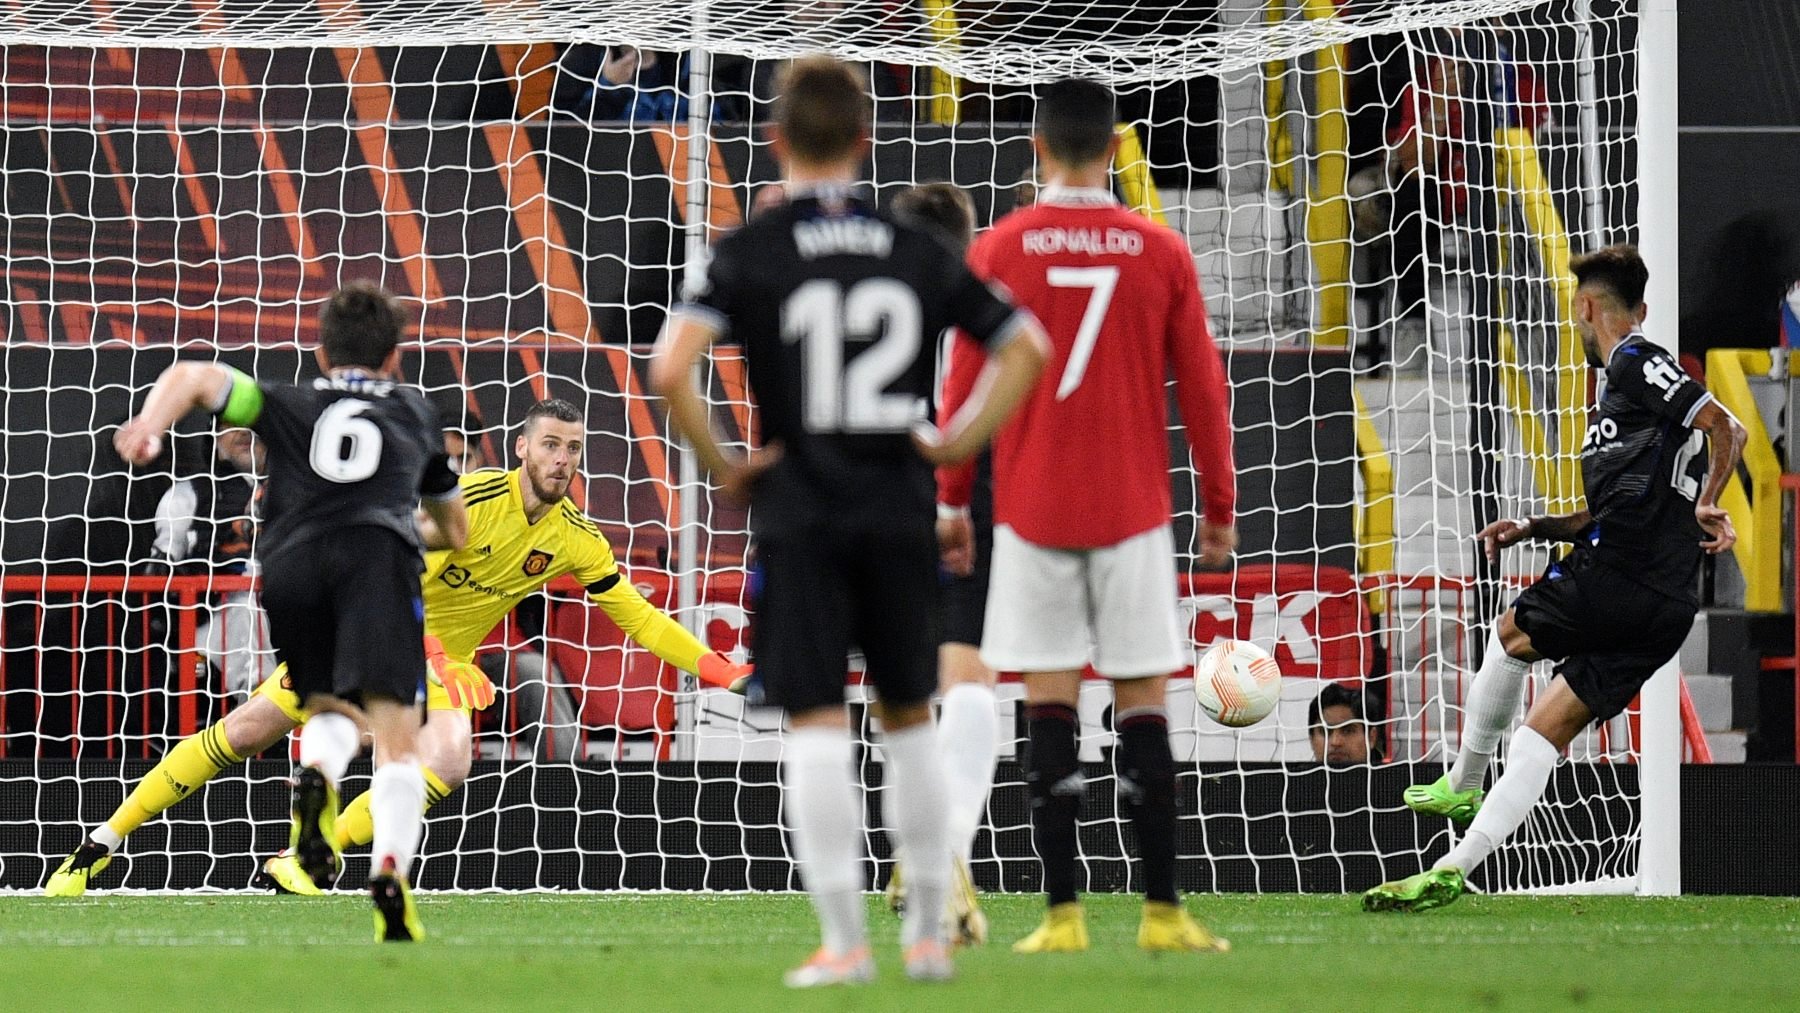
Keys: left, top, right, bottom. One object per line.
{"left": 1578, "top": 334, "right": 1713, "bottom": 602}
{"left": 244, "top": 373, "right": 457, "bottom": 559}
{"left": 680, "top": 188, "right": 1026, "bottom": 536}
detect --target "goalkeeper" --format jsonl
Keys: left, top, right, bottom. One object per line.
{"left": 46, "top": 397, "right": 750, "bottom": 896}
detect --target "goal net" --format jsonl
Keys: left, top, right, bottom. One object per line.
{"left": 0, "top": 0, "right": 1662, "bottom": 896}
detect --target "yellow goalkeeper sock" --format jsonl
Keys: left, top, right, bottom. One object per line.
{"left": 334, "top": 765, "right": 452, "bottom": 850}
{"left": 103, "top": 723, "right": 242, "bottom": 841}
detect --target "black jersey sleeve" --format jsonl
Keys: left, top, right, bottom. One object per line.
{"left": 941, "top": 257, "right": 1024, "bottom": 351}
{"left": 403, "top": 390, "right": 460, "bottom": 500}
{"left": 674, "top": 234, "right": 746, "bottom": 335}
{"left": 1608, "top": 342, "right": 1710, "bottom": 426}
{"left": 245, "top": 382, "right": 315, "bottom": 464}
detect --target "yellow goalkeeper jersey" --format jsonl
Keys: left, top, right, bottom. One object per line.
{"left": 420, "top": 468, "right": 707, "bottom": 674}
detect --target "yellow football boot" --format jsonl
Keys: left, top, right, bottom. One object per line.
{"left": 1137, "top": 901, "right": 1230, "bottom": 953}
{"left": 1011, "top": 902, "right": 1089, "bottom": 953}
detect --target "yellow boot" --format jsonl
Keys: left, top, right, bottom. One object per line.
{"left": 1137, "top": 901, "right": 1230, "bottom": 953}
{"left": 1011, "top": 901, "right": 1089, "bottom": 953}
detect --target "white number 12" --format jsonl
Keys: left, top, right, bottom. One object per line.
{"left": 1047, "top": 266, "right": 1119, "bottom": 400}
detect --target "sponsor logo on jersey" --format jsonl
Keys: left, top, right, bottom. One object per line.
{"left": 1582, "top": 416, "right": 1621, "bottom": 454}
{"left": 438, "top": 563, "right": 514, "bottom": 599}
{"left": 1020, "top": 226, "right": 1144, "bottom": 257}
{"left": 523, "top": 550, "right": 555, "bottom": 577}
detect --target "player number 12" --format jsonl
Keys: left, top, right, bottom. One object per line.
{"left": 1047, "top": 266, "right": 1119, "bottom": 400}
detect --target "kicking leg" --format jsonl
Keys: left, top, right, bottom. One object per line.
{"left": 1366, "top": 677, "right": 1589, "bottom": 913}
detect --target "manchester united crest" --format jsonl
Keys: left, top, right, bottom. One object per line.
{"left": 522, "top": 549, "right": 554, "bottom": 577}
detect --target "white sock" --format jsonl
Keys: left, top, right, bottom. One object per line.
{"left": 369, "top": 761, "right": 427, "bottom": 880}
{"left": 784, "top": 726, "right": 867, "bottom": 955}
{"left": 1448, "top": 627, "right": 1531, "bottom": 792}
{"left": 90, "top": 825, "right": 124, "bottom": 853}
{"left": 1436, "top": 725, "right": 1560, "bottom": 874}
{"left": 883, "top": 720, "right": 951, "bottom": 948}
{"left": 937, "top": 683, "right": 999, "bottom": 867}
{"left": 298, "top": 712, "right": 359, "bottom": 786}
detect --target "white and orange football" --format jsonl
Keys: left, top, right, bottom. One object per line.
{"left": 1194, "top": 639, "right": 1283, "bottom": 728}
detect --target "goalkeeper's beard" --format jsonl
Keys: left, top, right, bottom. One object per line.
{"left": 523, "top": 462, "right": 573, "bottom": 506}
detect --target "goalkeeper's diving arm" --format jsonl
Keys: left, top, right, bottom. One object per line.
{"left": 587, "top": 576, "right": 748, "bottom": 690}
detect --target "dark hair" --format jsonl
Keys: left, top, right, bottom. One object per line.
{"left": 1307, "top": 682, "right": 1365, "bottom": 734}
{"left": 523, "top": 397, "right": 581, "bottom": 435}
{"left": 1570, "top": 243, "right": 1649, "bottom": 309}
{"left": 319, "top": 280, "right": 404, "bottom": 370}
{"left": 1038, "top": 78, "right": 1116, "bottom": 165}
{"left": 775, "top": 56, "right": 870, "bottom": 165}
{"left": 892, "top": 182, "right": 975, "bottom": 253}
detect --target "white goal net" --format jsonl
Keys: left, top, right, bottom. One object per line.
{"left": 0, "top": 0, "right": 1665, "bottom": 896}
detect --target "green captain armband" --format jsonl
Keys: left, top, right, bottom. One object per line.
{"left": 217, "top": 367, "right": 264, "bottom": 427}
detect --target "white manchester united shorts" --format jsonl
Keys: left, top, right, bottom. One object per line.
{"left": 980, "top": 523, "right": 1186, "bottom": 678}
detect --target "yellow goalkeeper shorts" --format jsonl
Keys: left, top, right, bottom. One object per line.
{"left": 253, "top": 659, "right": 467, "bottom": 724}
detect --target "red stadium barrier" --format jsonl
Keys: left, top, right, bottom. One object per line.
{"left": 0, "top": 574, "right": 254, "bottom": 758}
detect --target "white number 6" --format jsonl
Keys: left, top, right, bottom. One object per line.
{"left": 309, "top": 399, "right": 384, "bottom": 483}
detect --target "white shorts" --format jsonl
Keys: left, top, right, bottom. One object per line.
{"left": 980, "top": 523, "right": 1185, "bottom": 679}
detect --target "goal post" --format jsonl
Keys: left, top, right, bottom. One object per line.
{"left": 0, "top": 0, "right": 1679, "bottom": 896}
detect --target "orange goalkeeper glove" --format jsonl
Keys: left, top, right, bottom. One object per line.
{"left": 695, "top": 650, "right": 752, "bottom": 691}
{"left": 426, "top": 635, "right": 496, "bottom": 711}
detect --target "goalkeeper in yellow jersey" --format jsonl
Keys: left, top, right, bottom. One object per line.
{"left": 45, "top": 398, "right": 750, "bottom": 897}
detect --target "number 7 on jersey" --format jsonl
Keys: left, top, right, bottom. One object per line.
{"left": 1047, "top": 266, "right": 1119, "bottom": 400}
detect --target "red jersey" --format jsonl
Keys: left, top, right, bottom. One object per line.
{"left": 938, "top": 186, "right": 1234, "bottom": 549}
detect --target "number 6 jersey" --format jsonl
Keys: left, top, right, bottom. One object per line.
{"left": 1580, "top": 334, "right": 1715, "bottom": 601}
{"left": 217, "top": 367, "right": 457, "bottom": 559}
{"left": 678, "top": 185, "right": 1028, "bottom": 536}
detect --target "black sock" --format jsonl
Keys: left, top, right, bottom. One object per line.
{"left": 1118, "top": 709, "right": 1178, "bottom": 904}
{"left": 1025, "top": 703, "right": 1081, "bottom": 907}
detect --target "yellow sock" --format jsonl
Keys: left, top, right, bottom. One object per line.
{"left": 335, "top": 765, "right": 453, "bottom": 850}
{"left": 105, "top": 723, "right": 241, "bottom": 839}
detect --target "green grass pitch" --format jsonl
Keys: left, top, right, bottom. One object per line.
{"left": 3, "top": 893, "right": 1796, "bottom": 1011}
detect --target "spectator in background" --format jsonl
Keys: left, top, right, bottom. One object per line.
{"left": 151, "top": 427, "right": 275, "bottom": 700}
{"left": 1309, "top": 682, "right": 1378, "bottom": 766}
{"left": 441, "top": 410, "right": 490, "bottom": 475}
{"left": 554, "top": 45, "right": 708, "bottom": 123}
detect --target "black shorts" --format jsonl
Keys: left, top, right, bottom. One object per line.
{"left": 260, "top": 526, "right": 428, "bottom": 709}
{"left": 938, "top": 524, "right": 992, "bottom": 648}
{"left": 755, "top": 519, "right": 940, "bottom": 715}
{"left": 1511, "top": 552, "right": 1696, "bottom": 722}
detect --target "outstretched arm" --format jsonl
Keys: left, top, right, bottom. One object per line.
{"left": 115, "top": 362, "right": 239, "bottom": 465}
{"left": 588, "top": 578, "right": 748, "bottom": 689}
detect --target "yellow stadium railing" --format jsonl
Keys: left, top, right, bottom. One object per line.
{"left": 1495, "top": 126, "right": 1587, "bottom": 514}
{"left": 1705, "top": 349, "right": 1784, "bottom": 612}
{"left": 1353, "top": 389, "right": 1397, "bottom": 612}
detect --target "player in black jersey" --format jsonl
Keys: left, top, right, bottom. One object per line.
{"left": 651, "top": 57, "right": 1048, "bottom": 985}
{"left": 115, "top": 282, "right": 466, "bottom": 941}
{"left": 1364, "top": 244, "right": 1747, "bottom": 913}
{"left": 883, "top": 182, "right": 997, "bottom": 945}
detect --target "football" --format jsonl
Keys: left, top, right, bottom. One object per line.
{"left": 1194, "top": 639, "right": 1283, "bottom": 728}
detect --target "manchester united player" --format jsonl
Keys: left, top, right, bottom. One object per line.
{"left": 938, "top": 79, "right": 1237, "bottom": 954}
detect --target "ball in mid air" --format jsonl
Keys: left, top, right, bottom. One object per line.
{"left": 1194, "top": 639, "right": 1283, "bottom": 728}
